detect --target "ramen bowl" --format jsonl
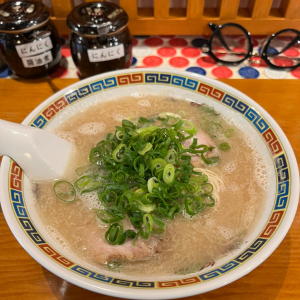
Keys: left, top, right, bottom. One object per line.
{"left": 0, "top": 68, "right": 298, "bottom": 299}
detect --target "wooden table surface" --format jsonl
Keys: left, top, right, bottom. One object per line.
{"left": 0, "top": 78, "right": 299, "bottom": 300}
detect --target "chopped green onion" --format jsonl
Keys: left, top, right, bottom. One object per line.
{"left": 147, "top": 177, "right": 159, "bottom": 193}
{"left": 181, "top": 120, "right": 197, "bottom": 135}
{"left": 151, "top": 158, "right": 167, "bottom": 172}
{"left": 135, "top": 188, "right": 146, "bottom": 195}
{"left": 107, "top": 260, "right": 122, "bottom": 272}
{"left": 118, "top": 229, "right": 137, "bottom": 245}
{"left": 143, "top": 213, "right": 153, "bottom": 232}
{"left": 191, "top": 173, "right": 208, "bottom": 183}
{"left": 166, "top": 117, "right": 180, "bottom": 126}
{"left": 89, "top": 147, "right": 102, "bottom": 164}
{"left": 201, "top": 153, "right": 220, "bottom": 165}
{"left": 163, "top": 164, "right": 175, "bottom": 184}
{"left": 173, "top": 119, "right": 184, "bottom": 131}
{"left": 152, "top": 228, "right": 165, "bottom": 235}
{"left": 74, "top": 175, "right": 103, "bottom": 193}
{"left": 133, "top": 231, "right": 139, "bottom": 246}
{"left": 136, "top": 126, "right": 158, "bottom": 136}
{"left": 219, "top": 142, "right": 231, "bottom": 151}
{"left": 113, "top": 170, "right": 128, "bottom": 184}
{"left": 75, "top": 164, "right": 98, "bottom": 176}
{"left": 138, "top": 117, "right": 155, "bottom": 124}
{"left": 81, "top": 181, "right": 103, "bottom": 193}
{"left": 122, "top": 119, "right": 136, "bottom": 130}
{"left": 165, "top": 149, "right": 177, "bottom": 164}
{"left": 152, "top": 214, "right": 166, "bottom": 228}
{"left": 202, "top": 194, "right": 215, "bottom": 207}
{"left": 159, "top": 112, "right": 181, "bottom": 119}
{"left": 75, "top": 175, "right": 94, "bottom": 189}
{"left": 121, "top": 190, "right": 138, "bottom": 210}
{"left": 185, "top": 195, "right": 205, "bottom": 216}
{"left": 98, "top": 190, "right": 118, "bottom": 207}
{"left": 105, "top": 223, "right": 124, "bottom": 245}
{"left": 105, "top": 184, "right": 129, "bottom": 191}
{"left": 112, "top": 143, "right": 127, "bottom": 162}
{"left": 137, "top": 201, "right": 157, "bottom": 213}
{"left": 138, "top": 142, "right": 153, "bottom": 155}
{"left": 139, "top": 214, "right": 153, "bottom": 239}
{"left": 201, "top": 183, "right": 213, "bottom": 194}
{"left": 116, "top": 130, "right": 124, "bottom": 140}
{"left": 97, "top": 209, "right": 124, "bottom": 223}
{"left": 105, "top": 223, "right": 137, "bottom": 245}
{"left": 225, "top": 129, "right": 234, "bottom": 138}
{"left": 140, "top": 193, "right": 153, "bottom": 205}
{"left": 53, "top": 181, "right": 76, "bottom": 203}
{"left": 188, "top": 178, "right": 201, "bottom": 193}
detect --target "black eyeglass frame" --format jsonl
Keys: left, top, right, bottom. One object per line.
{"left": 203, "top": 23, "right": 300, "bottom": 70}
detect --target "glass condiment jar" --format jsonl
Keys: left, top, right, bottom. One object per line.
{"left": 67, "top": 2, "right": 132, "bottom": 79}
{"left": 0, "top": 1, "right": 61, "bottom": 79}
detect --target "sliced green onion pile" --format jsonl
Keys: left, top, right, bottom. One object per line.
{"left": 53, "top": 113, "right": 220, "bottom": 245}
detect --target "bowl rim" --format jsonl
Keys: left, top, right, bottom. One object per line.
{"left": 0, "top": 68, "right": 299, "bottom": 299}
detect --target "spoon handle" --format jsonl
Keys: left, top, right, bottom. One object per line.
{"left": 0, "top": 119, "right": 72, "bottom": 180}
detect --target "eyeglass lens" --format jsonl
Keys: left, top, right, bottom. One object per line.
{"left": 211, "top": 26, "right": 249, "bottom": 62}
{"left": 266, "top": 30, "right": 300, "bottom": 68}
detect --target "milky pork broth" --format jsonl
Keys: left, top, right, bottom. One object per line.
{"left": 32, "top": 96, "right": 269, "bottom": 276}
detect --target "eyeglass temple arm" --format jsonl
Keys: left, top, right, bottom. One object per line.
{"left": 208, "top": 23, "right": 231, "bottom": 51}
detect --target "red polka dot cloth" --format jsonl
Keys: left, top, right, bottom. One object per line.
{"left": 1, "top": 35, "right": 300, "bottom": 79}
{"left": 132, "top": 35, "right": 300, "bottom": 79}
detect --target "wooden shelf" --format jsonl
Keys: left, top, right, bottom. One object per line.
{"left": 25, "top": 0, "right": 300, "bottom": 36}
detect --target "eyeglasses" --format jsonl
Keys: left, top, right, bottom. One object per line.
{"left": 201, "top": 23, "right": 300, "bottom": 70}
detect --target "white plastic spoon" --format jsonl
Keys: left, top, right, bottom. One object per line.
{"left": 0, "top": 119, "right": 72, "bottom": 180}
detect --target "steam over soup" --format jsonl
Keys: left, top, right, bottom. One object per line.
{"left": 32, "top": 96, "right": 269, "bottom": 276}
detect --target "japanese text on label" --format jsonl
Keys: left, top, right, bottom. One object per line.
{"left": 87, "top": 44, "right": 124, "bottom": 62}
{"left": 22, "top": 50, "right": 53, "bottom": 68}
{"left": 16, "top": 37, "right": 53, "bottom": 58}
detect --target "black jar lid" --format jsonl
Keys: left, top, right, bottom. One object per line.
{"left": 67, "top": 2, "right": 129, "bottom": 37}
{"left": 0, "top": 0, "right": 50, "bottom": 33}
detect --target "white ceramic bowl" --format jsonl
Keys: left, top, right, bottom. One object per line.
{"left": 0, "top": 68, "right": 299, "bottom": 299}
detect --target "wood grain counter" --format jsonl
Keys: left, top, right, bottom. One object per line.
{"left": 0, "top": 78, "right": 299, "bottom": 300}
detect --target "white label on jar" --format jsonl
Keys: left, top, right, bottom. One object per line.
{"left": 16, "top": 37, "right": 53, "bottom": 58}
{"left": 21, "top": 50, "right": 53, "bottom": 68}
{"left": 87, "top": 44, "right": 124, "bottom": 62}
